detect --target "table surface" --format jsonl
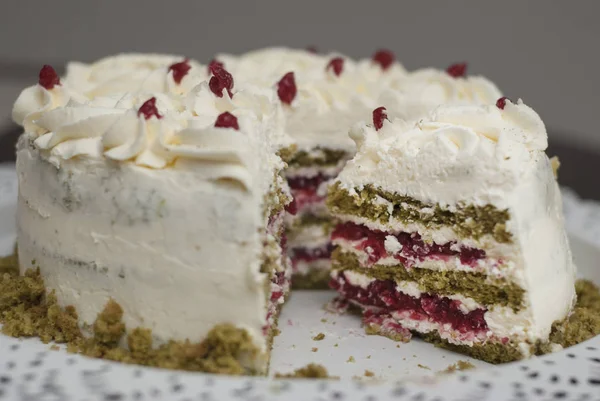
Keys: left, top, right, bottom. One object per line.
{"left": 1, "top": 122, "right": 598, "bottom": 200}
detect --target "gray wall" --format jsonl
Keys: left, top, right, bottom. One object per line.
{"left": 1, "top": 0, "right": 599, "bottom": 150}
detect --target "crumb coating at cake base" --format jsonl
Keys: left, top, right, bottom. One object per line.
{"left": 329, "top": 100, "right": 576, "bottom": 356}
{"left": 11, "top": 60, "right": 293, "bottom": 370}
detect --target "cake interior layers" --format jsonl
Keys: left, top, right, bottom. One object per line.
{"left": 329, "top": 268, "right": 529, "bottom": 363}
{"left": 285, "top": 147, "right": 350, "bottom": 288}
{"left": 263, "top": 207, "right": 292, "bottom": 337}
{"left": 328, "top": 210, "right": 532, "bottom": 362}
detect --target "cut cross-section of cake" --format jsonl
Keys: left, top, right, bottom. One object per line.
{"left": 216, "top": 47, "right": 407, "bottom": 288}
{"left": 327, "top": 99, "right": 577, "bottom": 363}
{"left": 12, "top": 62, "right": 293, "bottom": 374}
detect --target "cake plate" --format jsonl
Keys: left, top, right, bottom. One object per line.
{"left": 0, "top": 164, "right": 599, "bottom": 401}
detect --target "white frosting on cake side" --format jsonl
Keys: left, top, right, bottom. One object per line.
{"left": 334, "top": 100, "right": 576, "bottom": 344}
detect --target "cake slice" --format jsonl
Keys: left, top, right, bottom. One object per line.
{"left": 216, "top": 47, "right": 406, "bottom": 288}
{"left": 12, "top": 62, "right": 292, "bottom": 374}
{"left": 327, "top": 99, "right": 576, "bottom": 363}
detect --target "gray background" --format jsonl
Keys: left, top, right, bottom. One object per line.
{"left": 0, "top": 0, "right": 599, "bottom": 150}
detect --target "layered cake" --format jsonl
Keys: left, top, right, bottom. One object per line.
{"left": 5, "top": 49, "right": 587, "bottom": 373}
{"left": 216, "top": 48, "right": 407, "bottom": 288}
{"left": 11, "top": 60, "right": 293, "bottom": 374}
{"left": 327, "top": 99, "right": 577, "bottom": 362}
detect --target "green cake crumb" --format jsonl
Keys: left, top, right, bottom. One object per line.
{"left": 275, "top": 363, "right": 336, "bottom": 379}
{"left": 441, "top": 360, "right": 475, "bottom": 374}
{"left": 320, "top": 318, "right": 328, "bottom": 323}
{"left": 417, "top": 364, "right": 431, "bottom": 370}
{"left": 346, "top": 356, "right": 355, "bottom": 363}
{"left": 545, "top": 279, "right": 600, "bottom": 349}
{"left": 312, "top": 333, "right": 325, "bottom": 341}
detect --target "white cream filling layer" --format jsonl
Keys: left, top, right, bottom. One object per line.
{"left": 286, "top": 163, "right": 345, "bottom": 180}
{"left": 293, "top": 259, "right": 331, "bottom": 275}
{"left": 288, "top": 224, "right": 331, "bottom": 249}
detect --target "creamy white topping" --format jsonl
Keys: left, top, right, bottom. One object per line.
{"left": 12, "top": 78, "right": 288, "bottom": 192}
{"left": 63, "top": 53, "right": 208, "bottom": 98}
{"left": 217, "top": 47, "right": 402, "bottom": 152}
{"left": 379, "top": 68, "right": 502, "bottom": 122}
{"left": 341, "top": 99, "right": 548, "bottom": 207}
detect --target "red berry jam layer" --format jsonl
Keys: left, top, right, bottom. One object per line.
{"left": 287, "top": 173, "right": 336, "bottom": 210}
{"left": 291, "top": 243, "right": 334, "bottom": 263}
{"left": 329, "top": 271, "right": 490, "bottom": 339}
{"left": 332, "top": 222, "right": 486, "bottom": 267}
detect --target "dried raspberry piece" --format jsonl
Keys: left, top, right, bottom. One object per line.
{"left": 277, "top": 72, "right": 297, "bottom": 105}
{"left": 306, "top": 46, "right": 318, "bottom": 54}
{"left": 214, "top": 111, "right": 239, "bottom": 130}
{"left": 207, "top": 59, "right": 224, "bottom": 74}
{"left": 372, "top": 107, "right": 388, "bottom": 130}
{"left": 137, "top": 97, "right": 162, "bottom": 120}
{"left": 372, "top": 49, "right": 395, "bottom": 70}
{"left": 285, "top": 197, "right": 298, "bottom": 215}
{"left": 38, "top": 65, "right": 61, "bottom": 90}
{"left": 168, "top": 59, "right": 191, "bottom": 84}
{"left": 209, "top": 64, "right": 234, "bottom": 98}
{"left": 326, "top": 57, "right": 344, "bottom": 76}
{"left": 446, "top": 62, "right": 467, "bottom": 78}
{"left": 496, "top": 96, "right": 509, "bottom": 110}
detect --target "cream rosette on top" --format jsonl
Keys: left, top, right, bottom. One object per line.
{"left": 12, "top": 75, "right": 286, "bottom": 192}
{"left": 63, "top": 53, "right": 208, "bottom": 98}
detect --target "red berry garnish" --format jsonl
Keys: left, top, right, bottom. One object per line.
{"left": 326, "top": 57, "right": 344, "bottom": 76}
{"left": 207, "top": 58, "right": 224, "bottom": 74}
{"left": 38, "top": 65, "right": 61, "bottom": 90}
{"left": 214, "top": 111, "right": 239, "bottom": 130}
{"left": 137, "top": 97, "right": 162, "bottom": 120}
{"left": 209, "top": 64, "right": 234, "bottom": 98}
{"left": 168, "top": 59, "right": 191, "bottom": 84}
{"left": 446, "top": 62, "right": 467, "bottom": 78}
{"left": 277, "top": 72, "right": 297, "bottom": 105}
{"left": 373, "top": 107, "right": 388, "bottom": 130}
{"left": 306, "top": 46, "right": 318, "bottom": 54}
{"left": 372, "top": 49, "right": 395, "bottom": 70}
{"left": 285, "top": 197, "right": 298, "bottom": 215}
{"left": 496, "top": 96, "right": 509, "bottom": 110}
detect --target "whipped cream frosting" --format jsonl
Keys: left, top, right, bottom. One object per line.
{"left": 217, "top": 47, "right": 401, "bottom": 152}
{"left": 63, "top": 53, "right": 208, "bottom": 98}
{"left": 12, "top": 73, "right": 288, "bottom": 192}
{"left": 341, "top": 99, "right": 547, "bottom": 207}
{"left": 378, "top": 68, "right": 503, "bottom": 123}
